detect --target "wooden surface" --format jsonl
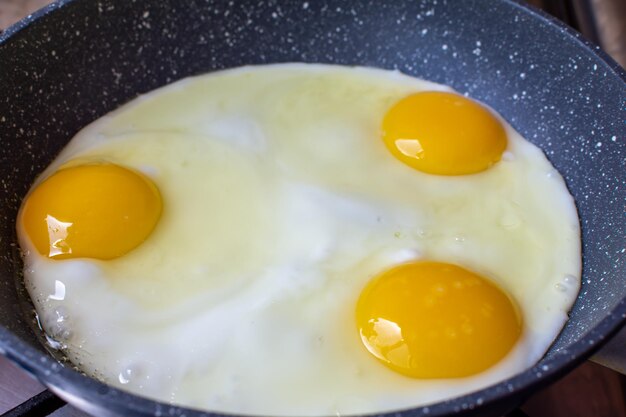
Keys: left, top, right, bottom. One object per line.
{"left": 0, "top": 355, "right": 44, "bottom": 413}
{"left": 1, "top": 1, "right": 625, "bottom": 416}
{"left": 0, "top": 0, "right": 50, "bottom": 30}
{"left": 591, "top": 0, "right": 626, "bottom": 67}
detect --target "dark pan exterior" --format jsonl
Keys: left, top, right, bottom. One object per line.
{"left": 0, "top": 0, "right": 624, "bottom": 416}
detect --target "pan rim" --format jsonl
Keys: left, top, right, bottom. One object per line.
{"left": 0, "top": 0, "right": 624, "bottom": 416}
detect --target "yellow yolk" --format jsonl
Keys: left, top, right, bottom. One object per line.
{"left": 20, "top": 164, "right": 162, "bottom": 260}
{"left": 356, "top": 261, "right": 522, "bottom": 378}
{"left": 382, "top": 91, "right": 507, "bottom": 175}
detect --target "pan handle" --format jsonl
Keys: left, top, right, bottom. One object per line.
{"left": 590, "top": 325, "right": 626, "bottom": 374}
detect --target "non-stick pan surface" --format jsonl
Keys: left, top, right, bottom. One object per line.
{"left": 0, "top": 1, "right": 624, "bottom": 416}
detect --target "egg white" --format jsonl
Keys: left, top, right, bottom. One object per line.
{"left": 19, "top": 64, "right": 581, "bottom": 416}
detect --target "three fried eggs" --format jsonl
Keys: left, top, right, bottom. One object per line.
{"left": 17, "top": 64, "right": 581, "bottom": 416}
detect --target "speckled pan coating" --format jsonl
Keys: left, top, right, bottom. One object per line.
{"left": 0, "top": 0, "right": 624, "bottom": 416}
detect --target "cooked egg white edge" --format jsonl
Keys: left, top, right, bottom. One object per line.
{"left": 19, "top": 64, "right": 581, "bottom": 416}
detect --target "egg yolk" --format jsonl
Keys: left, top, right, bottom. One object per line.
{"left": 356, "top": 261, "right": 522, "bottom": 378}
{"left": 20, "top": 164, "right": 162, "bottom": 260}
{"left": 382, "top": 91, "right": 507, "bottom": 175}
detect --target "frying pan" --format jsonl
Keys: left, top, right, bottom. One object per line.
{"left": 0, "top": 0, "right": 624, "bottom": 416}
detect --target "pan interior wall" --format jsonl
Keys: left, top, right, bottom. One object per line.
{"left": 0, "top": 0, "right": 624, "bottom": 358}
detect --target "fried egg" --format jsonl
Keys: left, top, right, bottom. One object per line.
{"left": 17, "top": 64, "right": 581, "bottom": 416}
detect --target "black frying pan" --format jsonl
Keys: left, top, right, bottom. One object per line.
{"left": 0, "top": 1, "right": 624, "bottom": 416}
